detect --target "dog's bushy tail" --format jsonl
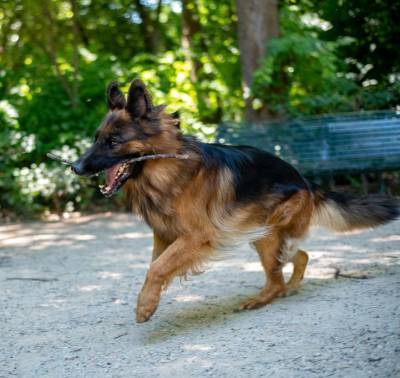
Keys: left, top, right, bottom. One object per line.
{"left": 311, "top": 184, "right": 399, "bottom": 232}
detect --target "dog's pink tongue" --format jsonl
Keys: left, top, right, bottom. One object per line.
{"left": 106, "top": 164, "right": 121, "bottom": 187}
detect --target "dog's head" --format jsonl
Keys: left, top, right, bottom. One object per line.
{"left": 71, "top": 79, "right": 180, "bottom": 197}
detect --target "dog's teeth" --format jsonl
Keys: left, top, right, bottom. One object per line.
{"left": 99, "top": 184, "right": 111, "bottom": 194}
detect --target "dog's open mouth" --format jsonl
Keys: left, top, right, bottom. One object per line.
{"left": 99, "top": 162, "right": 132, "bottom": 198}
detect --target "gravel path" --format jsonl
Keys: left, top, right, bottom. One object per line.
{"left": 1, "top": 213, "right": 399, "bottom": 377}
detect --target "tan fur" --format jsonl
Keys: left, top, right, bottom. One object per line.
{"left": 82, "top": 81, "right": 397, "bottom": 322}
{"left": 286, "top": 249, "right": 309, "bottom": 294}
{"left": 118, "top": 112, "right": 316, "bottom": 321}
{"left": 237, "top": 191, "right": 313, "bottom": 309}
{"left": 91, "top": 107, "right": 316, "bottom": 322}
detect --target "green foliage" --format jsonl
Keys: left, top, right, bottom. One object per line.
{"left": 0, "top": 0, "right": 242, "bottom": 217}
{"left": 252, "top": 1, "right": 400, "bottom": 116}
{"left": 0, "top": 0, "right": 398, "bottom": 217}
{"left": 252, "top": 5, "right": 354, "bottom": 115}
{"left": 316, "top": 0, "right": 400, "bottom": 86}
{"left": 0, "top": 100, "right": 94, "bottom": 215}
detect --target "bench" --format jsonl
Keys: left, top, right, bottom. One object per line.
{"left": 216, "top": 111, "right": 400, "bottom": 191}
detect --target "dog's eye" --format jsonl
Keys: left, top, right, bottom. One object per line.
{"left": 109, "top": 138, "right": 121, "bottom": 147}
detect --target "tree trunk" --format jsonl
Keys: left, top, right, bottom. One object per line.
{"left": 134, "top": 0, "right": 160, "bottom": 54}
{"left": 181, "top": 0, "right": 223, "bottom": 123}
{"left": 236, "top": 0, "right": 279, "bottom": 123}
{"left": 181, "top": 0, "right": 203, "bottom": 83}
{"left": 41, "top": 0, "right": 79, "bottom": 108}
{"left": 70, "top": 0, "right": 89, "bottom": 47}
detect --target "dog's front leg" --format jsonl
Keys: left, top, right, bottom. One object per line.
{"left": 151, "top": 232, "right": 171, "bottom": 262}
{"left": 136, "top": 236, "right": 208, "bottom": 323}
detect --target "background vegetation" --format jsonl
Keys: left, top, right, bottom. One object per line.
{"left": 1, "top": 0, "right": 399, "bottom": 218}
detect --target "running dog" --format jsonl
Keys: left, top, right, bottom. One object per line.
{"left": 71, "top": 79, "right": 399, "bottom": 323}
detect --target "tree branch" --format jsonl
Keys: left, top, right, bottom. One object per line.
{"left": 41, "top": 0, "right": 79, "bottom": 107}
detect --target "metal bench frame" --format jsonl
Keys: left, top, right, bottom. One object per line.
{"left": 217, "top": 111, "right": 400, "bottom": 192}
{"left": 216, "top": 111, "right": 400, "bottom": 192}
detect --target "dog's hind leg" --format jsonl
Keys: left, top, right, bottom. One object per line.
{"left": 240, "top": 235, "right": 286, "bottom": 310}
{"left": 240, "top": 190, "right": 313, "bottom": 310}
{"left": 286, "top": 249, "right": 309, "bottom": 295}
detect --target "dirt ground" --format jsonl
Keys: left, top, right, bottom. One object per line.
{"left": 1, "top": 212, "right": 399, "bottom": 378}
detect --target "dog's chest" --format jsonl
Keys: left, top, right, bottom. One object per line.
{"left": 124, "top": 170, "right": 184, "bottom": 237}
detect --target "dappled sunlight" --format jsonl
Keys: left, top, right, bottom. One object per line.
{"left": 1, "top": 215, "right": 399, "bottom": 378}
{"left": 370, "top": 235, "right": 400, "bottom": 242}
{"left": 37, "top": 298, "right": 68, "bottom": 309}
{"left": 0, "top": 213, "right": 149, "bottom": 256}
{"left": 30, "top": 240, "right": 76, "bottom": 250}
{"left": 323, "top": 244, "right": 361, "bottom": 252}
{"left": 211, "top": 258, "right": 247, "bottom": 271}
{"left": 128, "top": 262, "right": 151, "bottom": 269}
{"left": 240, "top": 262, "right": 263, "bottom": 272}
{"left": 0, "top": 231, "right": 98, "bottom": 251}
{"left": 304, "top": 267, "right": 337, "bottom": 279}
{"left": 1, "top": 233, "right": 59, "bottom": 247}
{"left": 309, "top": 234, "right": 338, "bottom": 242}
{"left": 38, "top": 300, "right": 67, "bottom": 309}
{"left": 183, "top": 344, "right": 214, "bottom": 352}
{"left": 98, "top": 271, "right": 123, "bottom": 280}
{"left": 174, "top": 294, "right": 205, "bottom": 303}
{"left": 2, "top": 214, "right": 399, "bottom": 345}
{"left": 71, "top": 234, "right": 96, "bottom": 241}
{"left": 1, "top": 0, "right": 398, "bottom": 374}
{"left": 309, "top": 227, "right": 371, "bottom": 240}
{"left": 0, "top": 227, "right": 38, "bottom": 240}
{"left": 282, "top": 264, "right": 293, "bottom": 274}
{"left": 77, "top": 285, "right": 102, "bottom": 292}
{"left": 112, "top": 298, "right": 128, "bottom": 305}
{"left": 114, "top": 232, "right": 153, "bottom": 240}
{"left": 0, "top": 224, "right": 24, "bottom": 233}
{"left": 64, "top": 213, "right": 114, "bottom": 225}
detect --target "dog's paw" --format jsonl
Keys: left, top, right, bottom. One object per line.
{"left": 136, "top": 306, "right": 156, "bottom": 323}
{"left": 135, "top": 291, "right": 160, "bottom": 323}
{"left": 239, "top": 286, "right": 286, "bottom": 310}
{"left": 239, "top": 297, "right": 269, "bottom": 310}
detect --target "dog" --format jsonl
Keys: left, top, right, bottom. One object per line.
{"left": 71, "top": 79, "right": 399, "bottom": 323}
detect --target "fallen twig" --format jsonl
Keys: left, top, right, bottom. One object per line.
{"left": 333, "top": 268, "right": 370, "bottom": 280}
{"left": 47, "top": 152, "right": 74, "bottom": 165}
{"left": 47, "top": 152, "right": 190, "bottom": 167}
{"left": 114, "top": 332, "right": 128, "bottom": 339}
{"left": 6, "top": 277, "right": 59, "bottom": 282}
{"left": 124, "top": 153, "right": 189, "bottom": 164}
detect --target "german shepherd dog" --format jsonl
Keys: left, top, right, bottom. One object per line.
{"left": 72, "top": 80, "right": 399, "bottom": 323}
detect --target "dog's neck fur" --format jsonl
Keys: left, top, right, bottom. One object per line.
{"left": 123, "top": 136, "right": 202, "bottom": 238}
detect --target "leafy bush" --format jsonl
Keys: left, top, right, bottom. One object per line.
{"left": 1, "top": 0, "right": 398, "bottom": 217}
{"left": 252, "top": 4, "right": 400, "bottom": 116}
{"left": 1, "top": 49, "right": 238, "bottom": 217}
{"left": 0, "top": 101, "right": 96, "bottom": 216}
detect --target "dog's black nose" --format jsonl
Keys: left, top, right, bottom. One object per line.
{"left": 71, "top": 161, "right": 83, "bottom": 175}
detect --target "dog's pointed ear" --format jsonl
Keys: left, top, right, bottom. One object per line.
{"left": 126, "top": 79, "right": 153, "bottom": 118}
{"left": 107, "top": 81, "right": 126, "bottom": 111}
